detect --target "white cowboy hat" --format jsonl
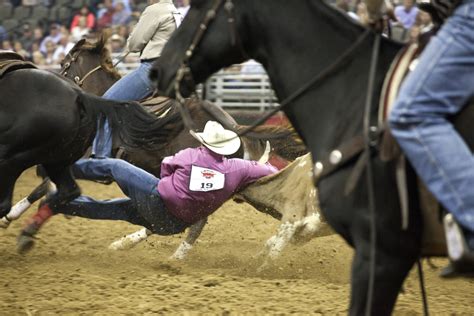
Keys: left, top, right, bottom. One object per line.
{"left": 193, "top": 121, "right": 241, "bottom": 155}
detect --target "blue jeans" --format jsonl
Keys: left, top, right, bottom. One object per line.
{"left": 92, "top": 61, "right": 156, "bottom": 158}
{"left": 60, "top": 159, "right": 187, "bottom": 235}
{"left": 389, "top": 0, "right": 474, "bottom": 247}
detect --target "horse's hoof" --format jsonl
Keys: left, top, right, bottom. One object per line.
{"left": 17, "top": 233, "right": 35, "bottom": 254}
{"left": 0, "top": 217, "right": 10, "bottom": 229}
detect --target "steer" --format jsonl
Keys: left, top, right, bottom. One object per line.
{"left": 110, "top": 154, "right": 333, "bottom": 264}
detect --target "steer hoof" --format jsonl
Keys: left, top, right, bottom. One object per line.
{"left": 17, "top": 232, "right": 36, "bottom": 254}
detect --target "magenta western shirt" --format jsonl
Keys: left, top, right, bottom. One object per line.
{"left": 157, "top": 146, "right": 278, "bottom": 224}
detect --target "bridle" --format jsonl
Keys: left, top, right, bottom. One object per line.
{"left": 60, "top": 49, "right": 102, "bottom": 87}
{"left": 174, "top": 0, "right": 372, "bottom": 143}
{"left": 174, "top": 0, "right": 248, "bottom": 133}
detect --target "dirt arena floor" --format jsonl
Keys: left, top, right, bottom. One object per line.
{"left": 0, "top": 168, "right": 473, "bottom": 315}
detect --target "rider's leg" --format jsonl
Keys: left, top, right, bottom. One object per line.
{"left": 389, "top": 2, "right": 474, "bottom": 246}
{"left": 71, "top": 158, "right": 187, "bottom": 234}
{"left": 91, "top": 61, "right": 155, "bottom": 158}
{"left": 72, "top": 158, "right": 159, "bottom": 196}
{"left": 55, "top": 196, "right": 150, "bottom": 228}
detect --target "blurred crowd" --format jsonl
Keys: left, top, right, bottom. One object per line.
{"left": 0, "top": 0, "right": 189, "bottom": 65}
{"left": 0, "top": 0, "right": 432, "bottom": 67}
{"left": 336, "top": 0, "right": 434, "bottom": 43}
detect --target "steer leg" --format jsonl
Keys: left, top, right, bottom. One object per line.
{"left": 257, "top": 221, "right": 297, "bottom": 271}
{"left": 109, "top": 228, "right": 152, "bottom": 250}
{"left": 170, "top": 218, "right": 207, "bottom": 260}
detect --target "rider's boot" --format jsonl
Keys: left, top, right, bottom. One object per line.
{"left": 440, "top": 213, "right": 474, "bottom": 278}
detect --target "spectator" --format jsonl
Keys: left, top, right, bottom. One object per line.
{"left": 1, "top": 40, "right": 13, "bottom": 51}
{"left": 13, "top": 40, "right": 30, "bottom": 59}
{"left": 53, "top": 32, "right": 74, "bottom": 63}
{"left": 0, "top": 26, "right": 6, "bottom": 42}
{"left": 71, "top": 16, "right": 90, "bottom": 41}
{"left": 112, "top": 1, "right": 131, "bottom": 26}
{"left": 17, "top": 23, "right": 35, "bottom": 52}
{"left": 44, "top": 39, "right": 57, "bottom": 65}
{"left": 97, "top": 0, "right": 115, "bottom": 29}
{"left": 109, "top": 33, "right": 125, "bottom": 53}
{"left": 70, "top": 6, "right": 96, "bottom": 32}
{"left": 113, "top": 0, "right": 131, "bottom": 14}
{"left": 394, "top": 0, "right": 419, "bottom": 29}
{"left": 32, "top": 50, "right": 45, "bottom": 65}
{"left": 40, "top": 24, "right": 62, "bottom": 54}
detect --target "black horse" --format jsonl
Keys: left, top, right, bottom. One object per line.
{"left": 151, "top": 0, "right": 474, "bottom": 314}
{"left": 0, "top": 68, "right": 191, "bottom": 240}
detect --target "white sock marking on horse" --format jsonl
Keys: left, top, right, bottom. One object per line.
{"left": 108, "top": 228, "right": 150, "bottom": 250}
{"left": 8, "top": 198, "right": 32, "bottom": 221}
{"left": 170, "top": 241, "right": 193, "bottom": 260}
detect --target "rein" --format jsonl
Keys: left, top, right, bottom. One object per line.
{"left": 173, "top": 0, "right": 371, "bottom": 144}
{"left": 60, "top": 49, "right": 103, "bottom": 87}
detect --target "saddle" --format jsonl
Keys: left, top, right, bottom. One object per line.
{"left": 0, "top": 52, "right": 37, "bottom": 78}
{"left": 376, "top": 34, "right": 474, "bottom": 257}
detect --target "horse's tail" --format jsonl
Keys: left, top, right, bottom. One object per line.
{"left": 77, "top": 92, "right": 182, "bottom": 152}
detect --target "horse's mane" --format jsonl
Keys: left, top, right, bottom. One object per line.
{"left": 70, "top": 34, "right": 121, "bottom": 80}
{"left": 78, "top": 93, "right": 187, "bottom": 153}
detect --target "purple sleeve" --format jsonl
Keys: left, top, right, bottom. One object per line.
{"left": 243, "top": 160, "right": 278, "bottom": 183}
{"left": 160, "top": 149, "right": 189, "bottom": 178}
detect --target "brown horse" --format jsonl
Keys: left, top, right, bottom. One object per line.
{"left": 58, "top": 35, "right": 306, "bottom": 170}
{"left": 8, "top": 36, "right": 305, "bottom": 253}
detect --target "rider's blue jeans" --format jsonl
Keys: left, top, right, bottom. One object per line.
{"left": 389, "top": 0, "right": 474, "bottom": 248}
{"left": 92, "top": 60, "right": 156, "bottom": 158}
{"left": 61, "top": 159, "right": 187, "bottom": 235}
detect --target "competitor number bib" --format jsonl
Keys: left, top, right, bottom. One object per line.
{"left": 189, "top": 166, "right": 225, "bottom": 192}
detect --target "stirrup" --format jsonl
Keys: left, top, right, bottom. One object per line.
{"left": 443, "top": 214, "right": 474, "bottom": 263}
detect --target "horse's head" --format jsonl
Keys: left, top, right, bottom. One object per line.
{"left": 151, "top": 0, "right": 250, "bottom": 98}
{"left": 60, "top": 34, "right": 120, "bottom": 95}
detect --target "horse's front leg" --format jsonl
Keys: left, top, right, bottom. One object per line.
{"left": 1, "top": 178, "right": 50, "bottom": 229}
{"left": 170, "top": 218, "right": 207, "bottom": 260}
{"left": 17, "top": 165, "right": 80, "bottom": 254}
{"left": 350, "top": 237, "right": 419, "bottom": 316}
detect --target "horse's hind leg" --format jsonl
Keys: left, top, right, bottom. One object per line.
{"left": 17, "top": 164, "right": 80, "bottom": 253}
